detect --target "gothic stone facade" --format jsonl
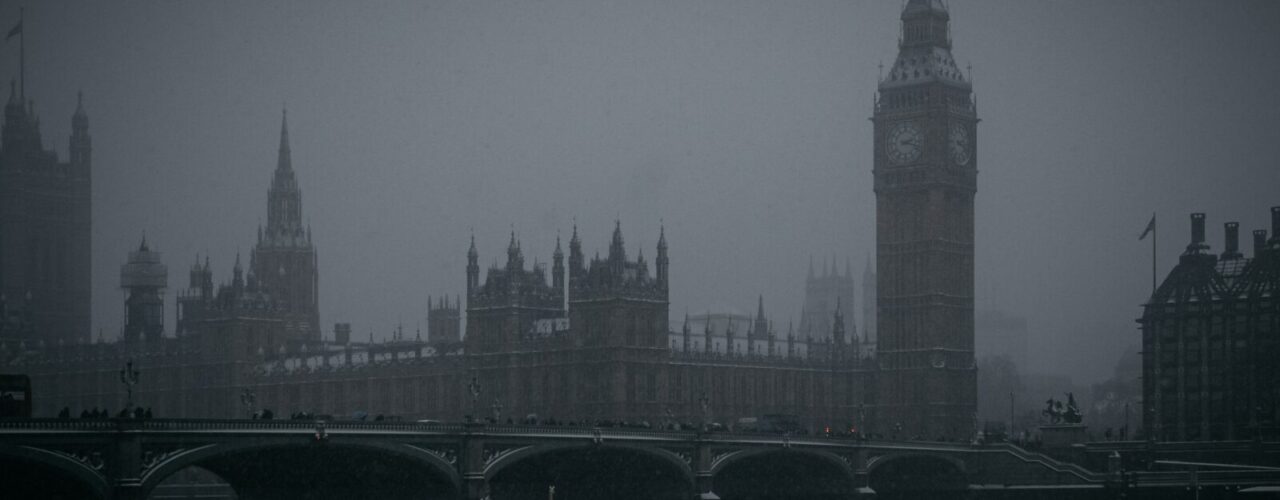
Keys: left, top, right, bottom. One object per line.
{"left": 799, "top": 256, "right": 856, "bottom": 344}
{"left": 246, "top": 224, "right": 874, "bottom": 432}
{"left": 0, "top": 86, "right": 91, "bottom": 345}
{"left": 5, "top": 3, "right": 979, "bottom": 440}
{"left": 2, "top": 113, "right": 317, "bottom": 419}
{"left": 177, "top": 111, "right": 318, "bottom": 349}
{"left": 7, "top": 224, "right": 874, "bottom": 428}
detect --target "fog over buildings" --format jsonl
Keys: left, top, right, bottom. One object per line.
{"left": 11, "top": 0, "right": 1278, "bottom": 383}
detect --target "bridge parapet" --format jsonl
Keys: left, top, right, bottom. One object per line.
{"left": 475, "top": 424, "right": 698, "bottom": 441}
{"left": 4, "top": 420, "right": 1279, "bottom": 500}
{"left": 0, "top": 418, "right": 470, "bottom": 434}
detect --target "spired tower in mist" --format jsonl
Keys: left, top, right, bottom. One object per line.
{"left": 0, "top": 87, "right": 91, "bottom": 344}
{"left": 872, "top": 0, "right": 977, "bottom": 439}
{"left": 250, "top": 111, "right": 320, "bottom": 340}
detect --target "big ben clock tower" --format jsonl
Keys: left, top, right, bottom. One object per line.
{"left": 872, "top": 0, "right": 977, "bottom": 440}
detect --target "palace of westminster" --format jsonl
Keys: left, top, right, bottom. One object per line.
{"left": 2, "top": 0, "right": 1276, "bottom": 443}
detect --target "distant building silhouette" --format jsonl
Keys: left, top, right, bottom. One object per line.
{"left": 0, "top": 85, "right": 91, "bottom": 344}
{"left": 120, "top": 237, "right": 167, "bottom": 343}
{"left": 975, "top": 309, "right": 1029, "bottom": 371}
{"left": 862, "top": 255, "right": 876, "bottom": 345}
{"left": 427, "top": 295, "right": 461, "bottom": 344}
{"left": 799, "top": 256, "right": 856, "bottom": 347}
{"left": 1141, "top": 209, "right": 1280, "bottom": 441}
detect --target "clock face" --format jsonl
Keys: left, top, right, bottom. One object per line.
{"left": 949, "top": 123, "right": 970, "bottom": 166}
{"left": 930, "top": 351, "right": 946, "bottom": 369}
{"left": 886, "top": 121, "right": 923, "bottom": 165}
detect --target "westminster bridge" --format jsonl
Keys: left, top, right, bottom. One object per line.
{"left": 2, "top": 419, "right": 1280, "bottom": 500}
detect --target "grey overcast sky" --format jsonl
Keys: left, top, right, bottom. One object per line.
{"left": 11, "top": 0, "right": 1279, "bottom": 382}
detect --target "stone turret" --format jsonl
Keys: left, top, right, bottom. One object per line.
{"left": 121, "top": 237, "right": 167, "bottom": 343}
{"left": 465, "top": 230, "right": 564, "bottom": 354}
{"left": 567, "top": 221, "right": 670, "bottom": 348}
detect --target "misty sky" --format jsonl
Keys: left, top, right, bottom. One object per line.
{"left": 11, "top": 0, "right": 1280, "bottom": 383}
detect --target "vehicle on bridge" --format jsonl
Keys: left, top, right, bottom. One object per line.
{"left": 0, "top": 374, "right": 31, "bottom": 418}
{"left": 733, "top": 413, "right": 801, "bottom": 434}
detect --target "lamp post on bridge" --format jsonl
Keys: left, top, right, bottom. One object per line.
{"left": 1124, "top": 402, "right": 1130, "bottom": 440}
{"left": 858, "top": 402, "right": 866, "bottom": 440}
{"left": 240, "top": 388, "right": 257, "bottom": 419}
{"left": 491, "top": 397, "right": 503, "bottom": 424}
{"left": 468, "top": 376, "right": 482, "bottom": 423}
{"left": 119, "top": 360, "right": 140, "bottom": 413}
{"left": 698, "top": 392, "right": 710, "bottom": 431}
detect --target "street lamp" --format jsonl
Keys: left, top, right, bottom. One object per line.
{"left": 491, "top": 397, "right": 504, "bottom": 424}
{"left": 1124, "top": 402, "right": 1130, "bottom": 440}
{"left": 468, "top": 376, "right": 482, "bottom": 422}
{"left": 240, "top": 388, "right": 257, "bottom": 419}
{"left": 119, "top": 360, "right": 140, "bottom": 413}
{"left": 698, "top": 392, "right": 710, "bottom": 430}
{"left": 858, "top": 403, "right": 866, "bottom": 440}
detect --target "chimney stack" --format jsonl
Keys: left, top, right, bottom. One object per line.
{"left": 1189, "top": 213, "right": 1207, "bottom": 251}
{"left": 1222, "top": 222, "right": 1241, "bottom": 259}
{"left": 1272, "top": 206, "right": 1280, "bottom": 242}
{"left": 1256, "top": 230, "right": 1269, "bottom": 256}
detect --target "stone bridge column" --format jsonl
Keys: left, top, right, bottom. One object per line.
{"left": 852, "top": 448, "right": 869, "bottom": 489}
{"left": 110, "top": 430, "right": 143, "bottom": 500}
{"left": 461, "top": 425, "right": 488, "bottom": 500}
{"left": 693, "top": 439, "right": 717, "bottom": 500}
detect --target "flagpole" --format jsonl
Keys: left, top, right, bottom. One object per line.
{"left": 1151, "top": 213, "right": 1157, "bottom": 294}
{"left": 18, "top": 7, "right": 23, "bottom": 101}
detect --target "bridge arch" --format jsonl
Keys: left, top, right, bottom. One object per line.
{"left": 485, "top": 442, "right": 694, "bottom": 500}
{"left": 710, "top": 448, "right": 857, "bottom": 500}
{"left": 867, "top": 452, "right": 968, "bottom": 497}
{"left": 709, "top": 447, "right": 854, "bottom": 479}
{"left": 139, "top": 437, "right": 462, "bottom": 500}
{"left": 0, "top": 443, "right": 111, "bottom": 500}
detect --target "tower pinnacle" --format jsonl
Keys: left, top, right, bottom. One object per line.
{"left": 277, "top": 108, "right": 292, "bottom": 172}
{"left": 609, "top": 220, "right": 626, "bottom": 262}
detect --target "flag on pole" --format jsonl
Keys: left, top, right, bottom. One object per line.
{"left": 5, "top": 20, "right": 20, "bottom": 42}
{"left": 1139, "top": 214, "right": 1156, "bottom": 241}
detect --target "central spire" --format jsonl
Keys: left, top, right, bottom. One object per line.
{"left": 265, "top": 109, "right": 303, "bottom": 239}
{"left": 277, "top": 108, "right": 292, "bottom": 172}
{"left": 609, "top": 220, "right": 626, "bottom": 262}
